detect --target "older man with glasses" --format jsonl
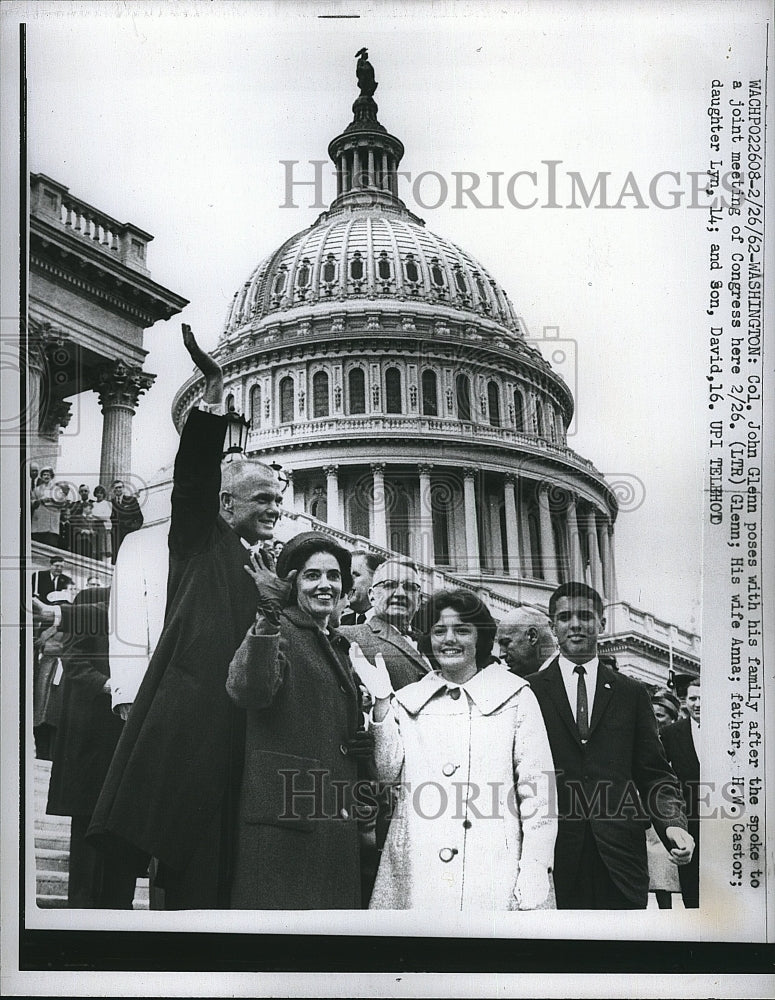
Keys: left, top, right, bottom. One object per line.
{"left": 339, "top": 557, "right": 431, "bottom": 690}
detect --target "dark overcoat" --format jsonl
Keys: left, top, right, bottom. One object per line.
{"left": 226, "top": 605, "right": 363, "bottom": 909}
{"left": 526, "top": 658, "right": 688, "bottom": 907}
{"left": 88, "top": 409, "right": 257, "bottom": 905}
{"left": 47, "top": 590, "right": 122, "bottom": 817}
{"left": 661, "top": 716, "right": 700, "bottom": 905}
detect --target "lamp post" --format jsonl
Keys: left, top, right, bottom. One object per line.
{"left": 223, "top": 406, "right": 250, "bottom": 459}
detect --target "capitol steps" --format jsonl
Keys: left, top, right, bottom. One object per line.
{"left": 33, "top": 757, "right": 149, "bottom": 910}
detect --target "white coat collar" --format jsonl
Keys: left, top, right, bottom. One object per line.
{"left": 394, "top": 662, "right": 529, "bottom": 716}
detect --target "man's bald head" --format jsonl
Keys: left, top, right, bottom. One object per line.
{"left": 496, "top": 605, "right": 555, "bottom": 677}
{"left": 219, "top": 459, "right": 285, "bottom": 544}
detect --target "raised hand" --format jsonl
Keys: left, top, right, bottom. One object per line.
{"left": 514, "top": 861, "right": 551, "bottom": 910}
{"left": 348, "top": 644, "right": 392, "bottom": 702}
{"left": 182, "top": 323, "right": 223, "bottom": 403}
{"left": 244, "top": 550, "right": 295, "bottom": 625}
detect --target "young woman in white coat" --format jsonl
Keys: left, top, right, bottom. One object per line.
{"left": 351, "top": 588, "right": 557, "bottom": 911}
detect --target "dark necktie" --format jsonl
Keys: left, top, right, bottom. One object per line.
{"left": 356, "top": 612, "right": 366, "bottom": 624}
{"left": 574, "top": 665, "right": 590, "bottom": 742}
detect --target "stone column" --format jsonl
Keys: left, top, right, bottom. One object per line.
{"left": 537, "top": 483, "right": 557, "bottom": 583}
{"left": 343, "top": 153, "right": 351, "bottom": 193}
{"left": 462, "top": 468, "right": 481, "bottom": 574}
{"left": 371, "top": 463, "right": 388, "bottom": 548}
{"left": 323, "top": 464, "right": 342, "bottom": 530}
{"left": 599, "top": 518, "right": 617, "bottom": 602}
{"left": 96, "top": 360, "right": 155, "bottom": 489}
{"left": 503, "top": 474, "right": 521, "bottom": 576}
{"left": 28, "top": 321, "right": 74, "bottom": 469}
{"left": 518, "top": 485, "right": 533, "bottom": 576}
{"left": 585, "top": 506, "right": 603, "bottom": 592}
{"left": 367, "top": 149, "right": 375, "bottom": 188}
{"left": 566, "top": 493, "right": 584, "bottom": 580}
{"left": 417, "top": 464, "right": 435, "bottom": 567}
{"left": 381, "top": 152, "right": 389, "bottom": 190}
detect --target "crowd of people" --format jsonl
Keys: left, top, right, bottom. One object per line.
{"left": 30, "top": 471, "right": 143, "bottom": 562}
{"left": 33, "top": 325, "right": 700, "bottom": 913}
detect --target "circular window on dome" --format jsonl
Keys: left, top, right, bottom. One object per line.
{"left": 454, "top": 267, "right": 469, "bottom": 297}
{"left": 430, "top": 258, "right": 445, "bottom": 288}
{"left": 273, "top": 267, "right": 287, "bottom": 296}
{"left": 404, "top": 254, "right": 419, "bottom": 284}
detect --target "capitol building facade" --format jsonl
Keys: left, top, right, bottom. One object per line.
{"left": 28, "top": 57, "right": 700, "bottom": 689}
{"left": 172, "top": 73, "right": 618, "bottom": 611}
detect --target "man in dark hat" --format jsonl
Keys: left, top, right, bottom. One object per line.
{"left": 88, "top": 326, "right": 285, "bottom": 909}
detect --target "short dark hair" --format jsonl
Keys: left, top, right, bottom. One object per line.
{"left": 93, "top": 485, "right": 106, "bottom": 498}
{"left": 686, "top": 678, "right": 701, "bottom": 691}
{"left": 418, "top": 588, "right": 497, "bottom": 670}
{"left": 548, "top": 581, "right": 604, "bottom": 618}
{"left": 276, "top": 531, "right": 353, "bottom": 600}
{"left": 49, "top": 556, "right": 64, "bottom": 566}
{"left": 350, "top": 550, "right": 386, "bottom": 574}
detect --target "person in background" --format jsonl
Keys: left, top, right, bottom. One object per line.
{"left": 32, "top": 556, "right": 74, "bottom": 605}
{"left": 646, "top": 687, "right": 683, "bottom": 908}
{"left": 31, "top": 467, "right": 68, "bottom": 547}
{"left": 496, "top": 606, "right": 556, "bottom": 677}
{"left": 60, "top": 483, "right": 88, "bottom": 550}
{"left": 91, "top": 485, "right": 114, "bottom": 562}
{"left": 43, "top": 586, "right": 138, "bottom": 907}
{"left": 70, "top": 500, "right": 100, "bottom": 560}
{"left": 339, "top": 550, "right": 385, "bottom": 625}
{"left": 338, "top": 557, "right": 430, "bottom": 689}
{"left": 109, "top": 480, "right": 144, "bottom": 562}
{"left": 357, "top": 588, "right": 557, "bottom": 911}
{"left": 661, "top": 679, "right": 701, "bottom": 909}
{"left": 526, "top": 581, "right": 693, "bottom": 909}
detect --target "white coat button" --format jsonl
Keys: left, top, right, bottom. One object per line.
{"left": 339, "top": 807, "right": 349, "bottom": 820}
{"left": 442, "top": 763, "right": 458, "bottom": 777}
{"left": 438, "top": 848, "right": 457, "bottom": 863}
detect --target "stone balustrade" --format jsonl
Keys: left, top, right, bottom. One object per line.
{"left": 245, "top": 414, "right": 600, "bottom": 475}
{"left": 31, "top": 173, "right": 152, "bottom": 273}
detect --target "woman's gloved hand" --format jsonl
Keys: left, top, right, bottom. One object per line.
{"left": 348, "top": 643, "right": 392, "bottom": 701}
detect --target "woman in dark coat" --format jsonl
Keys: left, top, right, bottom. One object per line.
{"left": 226, "top": 532, "right": 369, "bottom": 909}
{"left": 46, "top": 588, "right": 137, "bottom": 907}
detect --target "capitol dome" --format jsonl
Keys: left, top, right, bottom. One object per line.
{"left": 172, "top": 59, "right": 618, "bottom": 606}
{"left": 222, "top": 211, "right": 522, "bottom": 337}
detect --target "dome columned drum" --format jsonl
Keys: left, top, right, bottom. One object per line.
{"left": 172, "top": 67, "right": 618, "bottom": 606}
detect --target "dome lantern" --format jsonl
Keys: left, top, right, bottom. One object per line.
{"left": 327, "top": 49, "right": 407, "bottom": 214}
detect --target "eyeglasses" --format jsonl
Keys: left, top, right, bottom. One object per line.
{"left": 373, "top": 580, "right": 422, "bottom": 595}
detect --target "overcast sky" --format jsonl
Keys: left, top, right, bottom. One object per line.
{"left": 15, "top": 0, "right": 767, "bottom": 632}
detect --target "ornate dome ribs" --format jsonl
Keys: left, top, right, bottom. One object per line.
{"left": 222, "top": 214, "right": 521, "bottom": 336}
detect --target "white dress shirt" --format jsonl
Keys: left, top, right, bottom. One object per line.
{"left": 557, "top": 654, "right": 599, "bottom": 723}
{"left": 690, "top": 715, "right": 700, "bottom": 757}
